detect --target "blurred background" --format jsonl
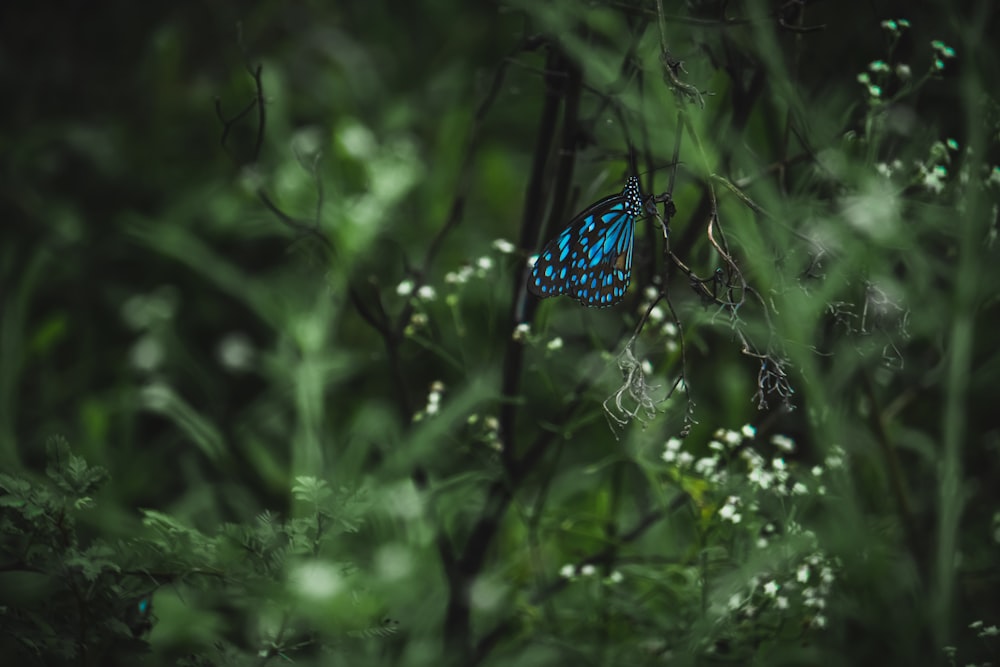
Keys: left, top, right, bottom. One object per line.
{"left": 1, "top": 1, "right": 999, "bottom": 665}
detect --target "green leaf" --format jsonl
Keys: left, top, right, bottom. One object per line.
{"left": 0, "top": 495, "right": 27, "bottom": 509}
{"left": 292, "top": 476, "right": 332, "bottom": 504}
{"left": 0, "top": 473, "right": 31, "bottom": 494}
{"left": 141, "top": 509, "right": 191, "bottom": 534}
{"left": 64, "top": 544, "right": 120, "bottom": 582}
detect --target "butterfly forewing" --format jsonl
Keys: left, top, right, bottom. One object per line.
{"left": 529, "top": 177, "right": 643, "bottom": 307}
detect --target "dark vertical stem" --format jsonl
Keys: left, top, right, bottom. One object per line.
{"left": 443, "top": 45, "right": 578, "bottom": 663}
{"left": 501, "top": 47, "right": 577, "bottom": 472}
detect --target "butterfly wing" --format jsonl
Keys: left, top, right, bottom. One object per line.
{"left": 528, "top": 177, "right": 643, "bottom": 307}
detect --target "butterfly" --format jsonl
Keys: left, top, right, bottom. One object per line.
{"left": 528, "top": 176, "right": 645, "bottom": 307}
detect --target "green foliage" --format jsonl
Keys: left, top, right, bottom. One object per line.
{"left": 3, "top": 1, "right": 1000, "bottom": 666}
{"left": 0, "top": 442, "right": 387, "bottom": 665}
{"left": 0, "top": 438, "right": 146, "bottom": 664}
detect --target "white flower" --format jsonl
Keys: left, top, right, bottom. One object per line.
{"left": 396, "top": 280, "right": 415, "bottom": 296}
{"left": 797, "top": 565, "right": 810, "bottom": 583}
{"left": 978, "top": 625, "right": 1000, "bottom": 637}
{"left": 719, "top": 496, "right": 742, "bottom": 523}
{"left": 445, "top": 266, "right": 474, "bottom": 284}
{"left": 803, "top": 590, "right": 825, "bottom": 608}
{"left": 476, "top": 256, "right": 493, "bottom": 271}
{"left": 723, "top": 429, "right": 743, "bottom": 446}
{"left": 580, "top": 564, "right": 596, "bottom": 577}
{"left": 218, "top": 333, "right": 254, "bottom": 371}
{"left": 492, "top": 239, "right": 516, "bottom": 254}
{"left": 763, "top": 580, "right": 780, "bottom": 597}
{"left": 921, "top": 164, "right": 946, "bottom": 194}
{"left": 546, "top": 337, "right": 563, "bottom": 351}
{"left": 417, "top": 285, "right": 437, "bottom": 300}
{"left": 825, "top": 447, "right": 846, "bottom": 469}
{"left": 559, "top": 564, "right": 575, "bottom": 578}
{"left": 742, "top": 449, "right": 766, "bottom": 469}
{"left": 748, "top": 468, "right": 774, "bottom": 490}
{"left": 776, "top": 596, "right": 789, "bottom": 610}
{"left": 771, "top": 434, "right": 795, "bottom": 452}
{"left": 423, "top": 381, "right": 444, "bottom": 416}
{"left": 741, "top": 424, "right": 756, "bottom": 439}
{"left": 694, "top": 456, "right": 719, "bottom": 475}
{"left": 130, "top": 336, "right": 164, "bottom": 372}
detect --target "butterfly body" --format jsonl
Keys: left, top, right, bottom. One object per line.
{"left": 528, "top": 177, "right": 643, "bottom": 307}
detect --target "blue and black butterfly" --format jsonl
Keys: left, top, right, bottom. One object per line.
{"left": 528, "top": 176, "right": 645, "bottom": 307}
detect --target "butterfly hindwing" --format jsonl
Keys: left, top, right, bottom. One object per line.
{"left": 529, "top": 177, "right": 643, "bottom": 307}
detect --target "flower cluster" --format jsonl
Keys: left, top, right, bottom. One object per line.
{"left": 398, "top": 237, "right": 519, "bottom": 336}
{"left": 727, "top": 539, "right": 839, "bottom": 631}
{"left": 660, "top": 426, "right": 845, "bottom": 633}
{"left": 467, "top": 413, "right": 502, "bottom": 452}
{"left": 412, "top": 380, "right": 445, "bottom": 422}
{"left": 640, "top": 286, "right": 683, "bottom": 345}
{"left": 559, "top": 562, "right": 624, "bottom": 585}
